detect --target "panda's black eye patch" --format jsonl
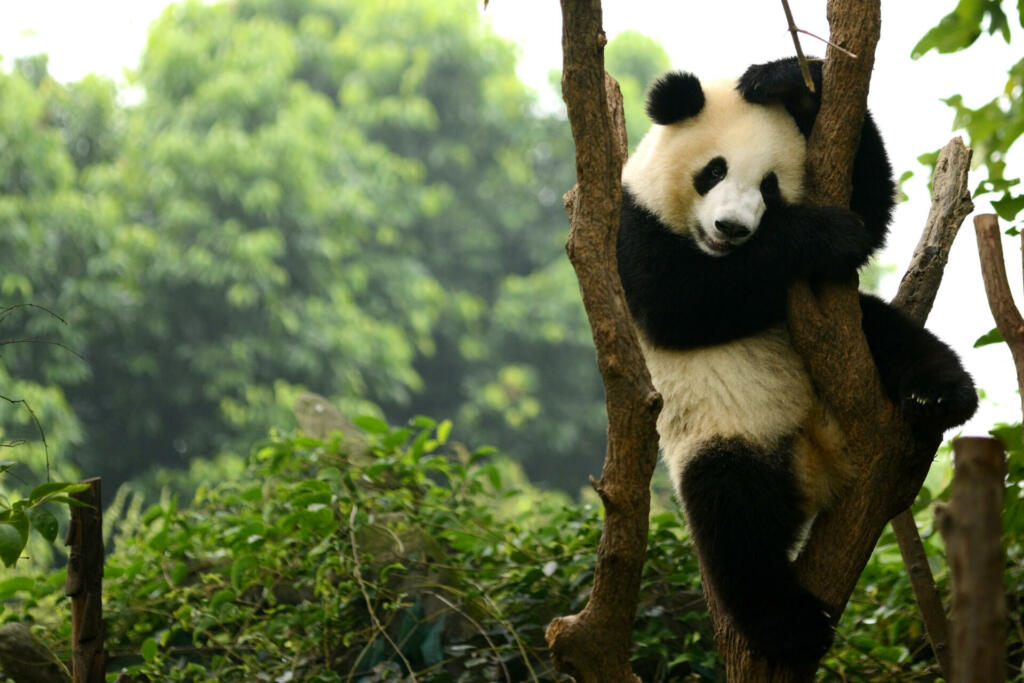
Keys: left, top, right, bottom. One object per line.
{"left": 760, "top": 172, "right": 781, "bottom": 205}
{"left": 694, "top": 156, "right": 728, "bottom": 195}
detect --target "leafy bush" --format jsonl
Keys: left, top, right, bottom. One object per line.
{"left": 2, "top": 416, "right": 1022, "bottom": 681}
{"left": 63, "top": 417, "right": 712, "bottom": 682}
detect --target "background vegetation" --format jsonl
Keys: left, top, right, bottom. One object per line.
{"left": 0, "top": 0, "right": 1022, "bottom": 680}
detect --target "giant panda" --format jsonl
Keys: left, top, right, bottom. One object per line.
{"left": 616, "top": 57, "right": 978, "bottom": 664}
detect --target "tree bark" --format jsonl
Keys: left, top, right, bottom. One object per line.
{"left": 545, "top": 2, "right": 661, "bottom": 681}
{"left": 936, "top": 437, "right": 1008, "bottom": 683}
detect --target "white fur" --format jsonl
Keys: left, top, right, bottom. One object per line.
{"left": 622, "top": 79, "right": 806, "bottom": 240}
{"left": 643, "top": 326, "right": 813, "bottom": 493}
{"left": 693, "top": 177, "right": 765, "bottom": 255}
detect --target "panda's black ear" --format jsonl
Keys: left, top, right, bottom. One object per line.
{"left": 645, "top": 71, "right": 704, "bottom": 125}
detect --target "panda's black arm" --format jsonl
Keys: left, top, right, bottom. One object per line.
{"left": 736, "top": 202, "right": 878, "bottom": 282}
{"left": 739, "top": 57, "right": 896, "bottom": 251}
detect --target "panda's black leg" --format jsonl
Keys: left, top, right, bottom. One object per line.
{"left": 859, "top": 293, "right": 978, "bottom": 435}
{"left": 679, "top": 437, "right": 834, "bottom": 664}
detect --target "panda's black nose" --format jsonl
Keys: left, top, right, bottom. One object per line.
{"left": 715, "top": 220, "right": 751, "bottom": 239}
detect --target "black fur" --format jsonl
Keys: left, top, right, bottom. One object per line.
{"left": 620, "top": 59, "right": 978, "bottom": 665}
{"left": 618, "top": 188, "right": 874, "bottom": 349}
{"left": 680, "top": 438, "right": 834, "bottom": 664}
{"left": 737, "top": 57, "right": 897, "bottom": 255}
{"left": 646, "top": 71, "right": 705, "bottom": 125}
{"left": 694, "top": 156, "right": 728, "bottom": 196}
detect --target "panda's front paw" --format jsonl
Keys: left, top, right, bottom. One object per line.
{"left": 900, "top": 378, "right": 978, "bottom": 435}
{"left": 804, "top": 206, "right": 874, "bottom": 276}
{"left": 738, "top": 58, "right": 821, "bottom": 103}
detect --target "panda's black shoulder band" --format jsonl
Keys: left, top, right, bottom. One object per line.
{"left": 645, "top": 71, "right": 704, "bottom": 125}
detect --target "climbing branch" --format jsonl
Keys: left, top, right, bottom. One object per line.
{"left": 545, "top": 1, "right": 661, "bottom": 680}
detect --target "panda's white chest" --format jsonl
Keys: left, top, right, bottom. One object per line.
{"left": 642, "top": 325, "right": 817, "bottom": 488}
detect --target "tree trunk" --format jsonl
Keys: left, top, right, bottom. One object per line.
{"left": 545, "top": 2, "right": 661, "bottom": 680}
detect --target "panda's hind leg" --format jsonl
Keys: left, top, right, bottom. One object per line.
{"left": 679, "top": 437, "right": 834, "bottom": 664}
{"left": 859, "top": 293, "right": 978, "bottom": 436}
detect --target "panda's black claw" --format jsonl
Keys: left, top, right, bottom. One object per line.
{"left": 899, "top": 380, "right": 978, "bottom": 435}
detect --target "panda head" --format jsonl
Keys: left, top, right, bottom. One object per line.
{"left": 622, "top": 71, "right": 807, "bottom": 257}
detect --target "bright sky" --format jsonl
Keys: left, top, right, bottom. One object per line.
{"left": 2, "top": 0, "right": 1021, "bottom": 437}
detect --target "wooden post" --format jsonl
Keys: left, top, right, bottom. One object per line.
{"left": 937, "top": 437, "right": 1007, "bottom": 683}
{"left": 64, "top": 477, "right": 106, "bottom": 683}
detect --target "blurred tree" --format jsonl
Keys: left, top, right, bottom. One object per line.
{"left": 1, "top": 0, "right": 607, "bottom": 490}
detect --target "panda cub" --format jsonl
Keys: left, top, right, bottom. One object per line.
{"left": 616, "top": 58, "right": 977, "bottom": 664}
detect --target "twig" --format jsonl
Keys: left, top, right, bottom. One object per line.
{"left": 346, "top": 506, "right": 417, "bottom": 683}
{"left": 0, "top": 393, "right": 51, "bottom": 481}
{"left": 0, "top": 338, "right": 85, "bottom": 361}
{"left": 796, "top": 29, "right": 859, "bottom": 59}
{"left": 781, "top": 0, "right": 816, "bottom": 92}
{"left": 0, "top": 303, "right": 69, "bottom": 327}
{"left": 423, "top": 590, "right": 512, "bottom": 683}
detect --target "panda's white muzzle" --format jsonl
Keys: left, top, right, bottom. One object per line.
{"left": 694, "top": 180, "right": 766, "bottom": 256}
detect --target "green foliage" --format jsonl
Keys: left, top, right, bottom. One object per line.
{"left": 2, "top": 414, "right": 1022, "bottom": 680}
{"left": 914, "top": 1, "right": 1024, "bottom": 230}
{"left": 0, "top": 470, "right": 86, "bottom": 568}
{"left": 4, "top": 420, "right": 712, "bottom": 681}
{"left": 911, "top": 0, "right": 1013, "bottom": 57}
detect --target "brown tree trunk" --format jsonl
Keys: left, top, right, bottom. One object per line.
{"left": 544, "top": 2, "right": 661, "bottom": 680}
{"left": 937, "top": 437, "right": 1008, "bottom": 683}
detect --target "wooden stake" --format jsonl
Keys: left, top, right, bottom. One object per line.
{"left": 65, "top": 478, "right": 106, "bottom": 683}
{"left": 937, "top": 437, "right": 1008, "bottom": 683}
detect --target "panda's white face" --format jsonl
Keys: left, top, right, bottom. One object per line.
{"left": 623, "top": 79, "right": 807, "bottom": 257}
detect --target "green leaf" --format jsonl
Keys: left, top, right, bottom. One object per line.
{"left": 210, "top": 588, "right": 237, "bottom": 610}
{"left": 353, "top": 415, "right": 389, "bottom": 434}
{"left": 141, "top": 637, "right": 158, "bottom": 663}
{"left": 0, "top": 523, "right": 26, "bottom": 568}
{"left": 992, "top": 193, "right": 1024, "bottom": 221}
{"left": 230, "top": 554, "right": 258, "bottom": 591}
{"left": 27, "top": 507, "right": 59, "bottom": 544}
{"left": 436, "top": 419, "right": 452, "bottom": 445}
{"left": 0, "top": 576, "right": 36, "bottom": 599}
{"left": 990, "top": 423, "right": 1023, "bottom": 452}
{"left": 28, "top": 481, "right": 89, "bottom": 503}
{"left": 974, "top": 327, "right": 1004, "bottom": 347}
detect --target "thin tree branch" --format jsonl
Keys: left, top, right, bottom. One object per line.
{"left": 975, "top": 213, "right": 1024, "bottom": 420}
{"left": 781, "top": 0, "right": 816, "bottom": 92}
